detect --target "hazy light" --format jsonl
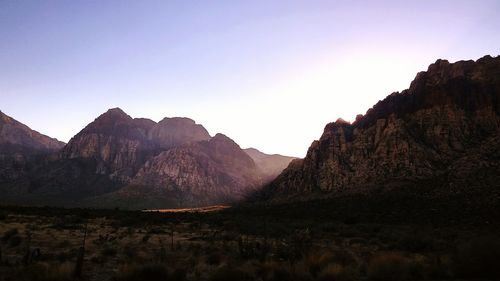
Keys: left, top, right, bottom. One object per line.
{"left": 1, "top": 1, "right": 499, "bottom": 157}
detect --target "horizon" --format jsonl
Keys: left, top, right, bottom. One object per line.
{"left": 1, "top": 1, "right": 500, "bottom": 157}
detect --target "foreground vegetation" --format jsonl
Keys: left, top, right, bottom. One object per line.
{"left": 0, "top": 199, "right": 499, "bottom": 281}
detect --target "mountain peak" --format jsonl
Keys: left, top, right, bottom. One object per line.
{"left": 99, "top": 107, "right": 130, "bottom": 119}
{"left": 148, "top": 116, "right": 210, "bottom": 149}
{"left": 158, "top": 117, "right": 196, "bottom": 125}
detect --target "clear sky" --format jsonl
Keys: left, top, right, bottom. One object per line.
{"left": 1, "top": 1, "right": 499, "bottom": 157}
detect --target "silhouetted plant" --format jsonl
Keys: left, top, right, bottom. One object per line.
{"left": 2, "top": 228, "right": 18, "bottom": 242}
{"left": 113, "top": 264, "right": 186, "bottom": 281}
{"left": 453, "top": 235, "right": 500, "bottom": 279}
{"left": 367, "top": 252, "right": 413, "bottom": 281}
{"left": 209, "top": 266, "right": 252, "bottom": 281}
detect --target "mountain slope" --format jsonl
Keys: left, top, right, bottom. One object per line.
{"left": 244, "top": 148, "right": 295, "bottom": 181}
{"left": 0, "top": 108, "right": 269, "bottom": 208}
{"left": 91, "top": 134, "right": 263, "bottom": 209}
{"left": 148, "top": 117, "right": 211, "bottom": 149}
{"left": 60, "top": 108, "right": 158, "bottom": 182}
{"left": 262, "top": 55, "right": 500, "bottom": 203}
{"left": 0, "top": 110, "right": 64, "bottom": 182}
{"left": 0, "top": 110, "right": 64, "bottom": 153}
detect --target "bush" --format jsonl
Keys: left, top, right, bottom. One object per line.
{"left": 8, "top": 235, "right": 22, "bottom": 247}
{"left": 206, "top": 251, "right": 223, "bottom": 265}
{"left": 367, "top": 252, "right": 413, "bottom": 281}
{"left": 317, "top": 264, "right": 359, "bottom": 281}
{"left": 2, "top": 228, "right": 18, "bottom": 242}
{"left": 101, "top": 247, "right": 118, "bottom": 257}
{"left": 19, "top": 262, "right": 73, "bottom": 281}
{"left": 210, "top": 266, "right": 252, "bottom": 281}
{"left": 453, "top": 235, "right": 500, "bottom": 279}
{"left": 113, "top": 264, "right": 174, "bottom": 281}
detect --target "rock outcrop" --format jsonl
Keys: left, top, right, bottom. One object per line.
{"left": 263, "top": 55, "right": 500, "bottom": 202}
{"left": 61, "top": 108, "right": 158, "bottom": 182}
{"left": 148, "top": 117, "right": 211, "bottom": 149}
{"left": 113, "top": 134, "right": 263, "bottom": 207}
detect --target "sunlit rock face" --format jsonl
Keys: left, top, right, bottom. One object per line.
{"left": 264, "top": 55, "right": 500, "bottom": 199}
{"left": 130, "top": 133, "right": 262, "bottom": 206}
{"left": 61, "top": 108, "right": 158, "bottom": 182}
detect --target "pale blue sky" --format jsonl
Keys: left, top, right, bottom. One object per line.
{"left": 1, "top": 0, "right": 499, "bottom": 157}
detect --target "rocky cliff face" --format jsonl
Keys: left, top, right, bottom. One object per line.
{"left": 0, "top": 111, "right": 64, "bottom": 181}
{"left": 1, "top": 108, "right": 270, "bottom": 208}
{"left": 60, "top": 108, "right": 158, "bottom": 182}
{"left": 120, "top": 134, "right": 262, "bottom": 207}
{"left": 244, "top": 148, "right": 296, "bottom": 181}
{"left": 148, "top": 117, "right": 211, "bottom": 149}
{"left": 0, "top": 111, "right": 64, "bottom": 153}
{"left": 264, "top": 55, "right": 500, "bottom": 200}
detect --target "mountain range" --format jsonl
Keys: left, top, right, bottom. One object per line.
{"left": 1, "top": 55, "right": 499, "bottom": 211}
{"left": 0, "top": 108, "right": 294, "bottom": 208}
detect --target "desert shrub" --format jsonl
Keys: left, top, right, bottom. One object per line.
{"left": 51, "top": 215, "right": 84, "bottom": 229}
{"left": 398, "top": 232, "right": 434, "bottom": 252}
{"left": 367, "top": 252, "right": 413, "bottom": 281}
{"left": 305, "top": 250, "right": 357, "bottom": 278}
{"left": 101, "top": 247, "right": 118, "bottom": 257}
{"left": 209, "top": 266, "right": 253, "bottom": 281}
{"left": 317, "top": 264, "right": 359, "bottom": 281}
{"left": 8, "top": 235, "right": 22, "bottom": 247}
{"left": 19, "top": 262, "right": 73, "bottom": 281}
{"left": 148, "top": 227, "right": 166, "bottom": 234}
{"left": 57, "top": 240, "right": 71, "bottom": 248}
{"left": 206, "top": 251, "right": 223, "bottom": 265}
{"left": 257, "top": 263, "right": 297, "bottom": 281}
{"left": 453, "top": 235, "right": 500, "bottom": 279}
{"left": 113, "top": 264, "right": 174, "bottom": 281}
{"left": 2, "top": 228, "right": 18, "bottom": 241}
{"left": 123, "top": 244, "right": 138, "bottom": 259}
{"left": 142, "top": 234, "right": 151, "bottom": 243}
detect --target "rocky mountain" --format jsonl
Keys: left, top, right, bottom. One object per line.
{"left": 148, "top": 117, "right": 211, "bottom": 149}
{"left": 61, "top": 108, "right": 159, "bottom": 182}
{"left": 244, "top": 148, "right": 295, "bottom": 181}
{"left": 0, "top": 111, "right": 64, "bottom": 182}
{"left": 92, "top": 134, "right": 263, "bottom": 209}
{"left": 0, "top": 110, "right": 64, "bottom": 153}
{"left": 0, "top": 108, "right": 279, "bottom": 208}
{"left": 262, "top": 55, "right": 500, "bottom": 204}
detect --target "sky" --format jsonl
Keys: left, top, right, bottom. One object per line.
{"left": 1, "top": 1, "right": 499, "bottom": 157}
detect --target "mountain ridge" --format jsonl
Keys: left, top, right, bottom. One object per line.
{"left": 261, "top": 55, "right": 500, "bottom": 203}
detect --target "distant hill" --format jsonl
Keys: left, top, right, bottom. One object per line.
{"left": 244, "top": 148, "right": 295, "bottom": 181}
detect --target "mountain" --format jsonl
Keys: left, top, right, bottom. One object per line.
{"left": 0, "top": 110, "right": 64, "bottom": 153}
{"left": 0, "top": 111, "right": 64, "bottom": 181}
{"left": 0, "top": 108, "right": 273, "bottom": 208}
{"left": 90, "top": 134, "right": 263, "bottom": 209}
{"left": 148, "top": 117, "right": 211, "bottom": 149}
{"left": 262, "top": 55, "right": 500, "bottom": 206}
{"left": 61, "top": 108, "right": 158, "bottom": 182}
{"left": 244, "top": 148, "right": 295, "bottom": 181}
